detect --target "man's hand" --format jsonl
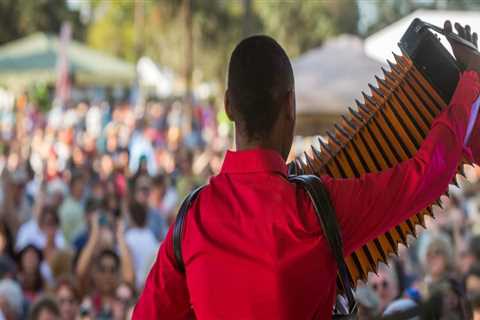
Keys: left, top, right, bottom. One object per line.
{"left": 444, "top": 20, "right": 480, "bottom": 72}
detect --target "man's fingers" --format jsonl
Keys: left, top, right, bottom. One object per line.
{"left": 455, "top": 22, "right": 466, "bottom": 38}
{"left": 444, "top": 20, "right": 453, "bottom": 34}
{"left": 473, "top": 32, "right": 478, "bottom": 48}
{"left": 465, "top": 25, "right": 472, "bottom": 42}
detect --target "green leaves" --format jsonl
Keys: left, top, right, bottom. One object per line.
{"left": 0, "top": 0, "right": 84, "bottom": 45}
{"left": 256, "top": 0, "right": 359, "bottom": 57}
{"left": 84, "top": 0, "right": 360, "bottom": 88}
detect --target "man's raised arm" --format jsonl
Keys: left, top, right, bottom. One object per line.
{"left": 322, "top": 68, "right": 480, "bottom": 256}
{"left": 319, "top": 21, "right": 480, "bottom": 256}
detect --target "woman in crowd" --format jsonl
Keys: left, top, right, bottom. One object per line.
{"left": 17, "top": 244, "right": 44, "bottom": 304}
{"left": 111, "top": 282, "right": 135, "bottom": 320}
{"left": 53, "top": 277, "right": 80, "bottom": 320}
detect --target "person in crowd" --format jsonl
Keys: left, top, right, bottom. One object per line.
{"left": 369, "top": 262, "right": 401, "bottom": 313}
{"left": 111, "top": 282, "right": 135, "bottom": 320}
{"left": 383, "top": 298, "right": 419, "bottom": 320}
{"left": 75, "top": 212, "right": 134, "bottom": 299}
{"left": 147, "top": 175, "right": 177, "bottom": 241}
{"left": 466, "top": 264, "right": 480, "bottom": 297}
{"left": 0, "top": 163, "right": 31, "bottom": 233}
{"left": 125, "top": 202, "right": 158, "bottom": 289}
{"left": 0, "top": 278, "right": 24, "bottom": 320}
{"left": 83, "top": 249, "right": 121, "bottom": 318}
{"left": 129, "top": 125, "right": 157, "bottom": 177}
{"left": 47, "top": 251, "right": 74, "bottom": 286}
{"left": 354, "top": 285, "right": 380, "bottom": 319}
{"left": 16, "top": 205, "right": 66, "bottom": 254}
{"left": 72, "top": 199, "right": 98, "bottom": 253}
{"left": 465, "top": 264, "right": 480, "bottom": 319}
{"left": 112, "top": 149, "right": 129, "bottom": 199}
{"left": 58, "top": 174, "right": 85, "bottom": 244}
{"left": 428, "top": 277, "right": 470, "bottom": 319}
{"left": 28, "top": 295, "right": 61, "bottom": 320}
{"left": 17, "top": 244, "right": 44, "bottom": 304}
{"left": 54, "top": 277, "right": 80, "bottom": 320}
{"left": 460, "top": 235, "right": 480, "bottom": 275}
{"left": 421, "top": 233, "right": 455, "bottom": 289}
{"left": 38, "top": 207, "right": 62, "bottom": 263}
{"left": 98, "top": 155, "right": 114, "bottom": 183}
{"left": 131, "top": 175, "right": 150, "bottom": 208}
{"left": 174, "top": 149, "right": 203, "bottom": 200}
{"left": 0, "top": 220, "right": 15, "bottom": 262}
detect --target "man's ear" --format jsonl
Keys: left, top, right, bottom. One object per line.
{"left": 286, "top": 89, "right": 295, "bottom": 121}
{"left": 225, "top": 89, "right": 235, "bottom": 122}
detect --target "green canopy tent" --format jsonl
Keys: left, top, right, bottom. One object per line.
{"left": 0, "top": 33, "right": 135, "bottom": 90}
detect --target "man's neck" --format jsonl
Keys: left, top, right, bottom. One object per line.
{"left": 234, "top": 132, "right": 285, "bottom": 159}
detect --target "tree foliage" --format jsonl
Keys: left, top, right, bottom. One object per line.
{"left": 85, "top": 0, "right": 359, "bottom": 86}
{"left": 255, "top": 0, "right": 359, "bottom": 57}
{"left": 87, "top": 1, "right": 136, "bottom": 62}
{"left": 0, "top": 0, "right": 84, "bottom": 45}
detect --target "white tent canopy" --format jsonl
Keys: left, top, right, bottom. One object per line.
{"left": 365, "top": 9, "right": 480, "bottom": 63}
{"left": 137, "top": 56, "right": 175, "bottom": 98}
{"left": 292, "top": 35, "right": 385, "bottom": 135}
{"left": 293, "top": 34, "right": 385, "bottom": 115}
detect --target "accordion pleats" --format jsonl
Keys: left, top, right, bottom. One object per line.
{"left": 294, "top": 53, "right": 468, "bottom": 290}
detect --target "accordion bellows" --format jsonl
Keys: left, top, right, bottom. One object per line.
{"left": 293, "top": 52, "right": 468, "bottom": 289}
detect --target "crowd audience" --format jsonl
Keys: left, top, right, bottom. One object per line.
{"left": 357, "top": 166, "right": 480, "bottom": 319}
{"left": 0, "top": 95, "right": 228, "bottom": 319}
{"left": 0, "top": 92, "right": 479, "bottom": 319}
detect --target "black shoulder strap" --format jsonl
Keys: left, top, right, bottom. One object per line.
{"left": 288, "top": 174, "right": 356, "bottom": 314}
{"left": 172, "top": 185, "right": 205, "bottom": 273}
{"left": 172, "top": 175, "right": 355, "bottom": 313}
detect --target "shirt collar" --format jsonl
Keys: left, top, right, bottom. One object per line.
{"left": 220, "top": 148, "right": 288, "bottom": 177}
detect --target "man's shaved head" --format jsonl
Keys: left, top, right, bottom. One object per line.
{"left": 227, "top": 35, "right": 294, "bottom": 141}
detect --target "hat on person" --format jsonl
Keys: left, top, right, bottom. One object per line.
{"left": 383, "top": 298, "right": 419, "bottom": 320}
{"left": 354, "top": 285, "right": 380, "bottom": 312}
{"left": 0, "top": 278, "right": 23, "bottom": 317}
{"left": 0, "top": 256, "right": 16, "bottom": 279}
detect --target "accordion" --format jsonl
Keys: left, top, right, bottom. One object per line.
{"left": 291, "top": 18, "right": 467, "bottom": 290}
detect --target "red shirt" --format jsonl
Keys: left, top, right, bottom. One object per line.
{"left": 134, "top": 71, "right": 480, "bottom": 320}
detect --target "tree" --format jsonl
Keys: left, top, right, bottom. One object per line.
{"left": 0, "top": 0, "right": 84, "bottom": 45}
{"left": 87, "top": 1, "right": 136, "bottom": 62}
{"left": 141, "top": 1, "right": 248, "bottom": 89}
{"left": 255, "top": 0, "right": 359, "bottom": 57}
{"left": 86, "top": 1, "right": 359, "bottom": 90}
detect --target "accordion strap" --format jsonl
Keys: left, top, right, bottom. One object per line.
{"left": 288, "top": 175, "right": 356, "bottom": 314}
{"left": 418, "top": 20, "right": 480, "bottom": 55}
{"left": 172, "top": 185, "right": 205, "bottom": 273}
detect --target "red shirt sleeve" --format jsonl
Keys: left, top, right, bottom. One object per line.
{"left": 132, "top": 226, "right": 194, "bottom": 320}
{"left": 465, "top": 94, "right": 480, "bottom": 164}
{"left": 321, "top": 71, "right": 480, "bottom": 256}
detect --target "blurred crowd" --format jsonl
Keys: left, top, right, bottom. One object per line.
{"left": 0, "top": 94, "right": 230, "bottom": 320}
{"left": 1, "top": 91, "right": 480, "bottom": 320}
{"left": 359, "top": 167, "right": 480, "bottom": 319}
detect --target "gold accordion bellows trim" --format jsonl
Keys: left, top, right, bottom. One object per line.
{"left": 293, "top": 53, "right": 468, "bottom": 289}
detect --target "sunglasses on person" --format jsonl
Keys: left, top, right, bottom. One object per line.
{"left": 98, "top": 263, "right": 118, "bottom": 274}
{"left": 58, "top": 297, "right": 76, "bottom": 305}
{"left": 427, "top": 248, "right": 444, "bottom": 257}
{"left": 116, "top": 295, "right": 132, "bottom": 305}
{"left": 371, "top": 280, "right": 389, "bottom": 291}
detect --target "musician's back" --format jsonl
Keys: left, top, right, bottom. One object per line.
{"left": 183, "top": 149, "right": 336, "bottom": 320}
{"left": 133, "top": 27, "right": 480, "bottom": 320}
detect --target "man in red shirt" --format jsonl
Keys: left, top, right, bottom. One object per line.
{"left": 134, "top": 22, "right": 480, "bottom": 319}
